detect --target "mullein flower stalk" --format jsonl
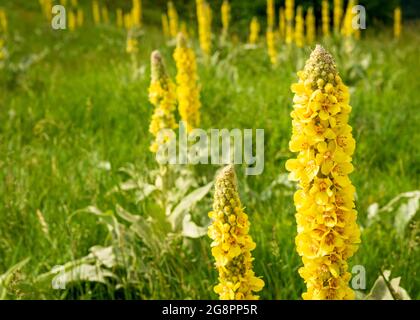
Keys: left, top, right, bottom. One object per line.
{"left": 333, "top": 0, "right": 343, "bottom": 34}
{"left": 92, "top": 0, "right": 101, "bottom": 25}
{"left": 294, "top": 6, "right": 304, "bottom": 48}
{"left": 0, "top": 9, "right": 8, "bottom": 33}
{"left": 208, "top": 165, "right": 265, "bottom": 300}
{"left": 322, "top": 0, "right": 330, "bottom": 37}
{"left": 279, "top": 7, "right": 285, "bottom": 41}
{"left": 148, "top": 51, "right": 178, "bottom": 153}
{"left": 101, "top": 6, "right": 109, "bottom": 24}
{"left": 394, "top": 7, "right": 402, "bottom": 39}
{"left": 196, "top": 0, "right": 212, "bottom": 56}
{"left": 77, "top": 8, "right": 84, "bottom": 27}
{"left": 248, "top": 17, "right": 260, "bottom": 45}
{"left": 124, "top": 13, "right": 132, "bottom": 30}
{"left": 116, "top": 9, "right": 123, "bottom": 28}
{"left": 162, "top": 13, "right": 170, "bottom": 38}
{"left": 221, "top": 0, "right": 230, "bottom": 38}
{"left": 285, "top": 0, "right": 294, "bottom": 45}
{"left": 68, "top": 10, "right": 77, "bottom": 31}
{"left": 131, "top": 0, "right": 142, "bottom": 28}
{"left": 341, "top": 0, "right": 355, "bottom": 38}
{"left": 168, "top": 1, "right": 178, "bottom": 39}
{"left": 173, "top": 33, "right": 201, "bottom": 132}
{"left": 306, "top": 7, "right": 316, "bottom": 45}
{"left": 267, "top": 0, "right": 275, "bottom": 29}
{"left": 286, "top": 45, "right": 361, "bottom": 300}
{"left": 266, "top": 27, "right": 278, "bottom": 66}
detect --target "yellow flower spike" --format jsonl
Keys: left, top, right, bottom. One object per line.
{"left": 101, "top": 6, "right": 109, "bottom": 24}
{"left": 279, "top": 7, "right": 285, "bottom": 40}
{"left": 286, "top": 45, "right": 361, "bottom": 300}
{"left": 173, "top": 33, "right": 201, "bottom": 132}
{"left": 294, "top": 6, "right": 304, "bottom": 48}
{"left": 267, "top": 0, "right": 275, "bottom": 29}
{"left": 322, "top": 0, "right": 330, "bottom": 37}
{"left": 221, "top": 0, "right": 230, "bottom": 37}
{"left": 285, "top": 0, "right": 294, "bottom": 45}
{"left": 131, "top": 0, "right": 142, "bottom": 28}
{"left": 77, "top": 8, "right": 84, "bottom": 27}
{"left": 341, "top": 0, "right": 355, "bottom": 38}
{"left": 333, "top": 0, "right": 343, "bottom": 34}
{"left": 248, "top": 17, "right": 260, "bottom": 45}
{"left": 116, "top": 9, "right": 123, "bottom": 28}
{"left": 92, "top": 0, "right": 101, "bottom": 25}
{"left": 209, "top": 165, "right": 264, "bottom": 300}
{"left": 148, "top": 51, "right": 178, "bottom": 153}
{"left": 0, "top": 9, "right": 7, "bottom": 33}
{"left": 161, "top": 13, "right": 170, "bottom": 38}
{"left": 168, "top": 1, "right": 178, "bottom": 38}
{"left": 306, "top": 7, "right": 316, "bottom": 45}
{"left": 68, "top": 10, "right": 77, "bottom": 31}
{"left": 196, "top": 0, "right": 212, "bottom": 56}
{"left": 394, "top": 7, "right": 402, "bottom": 39}
{"left": 266, "top": 27, "right": 278, "bottom": 66}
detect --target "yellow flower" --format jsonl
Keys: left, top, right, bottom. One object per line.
{"left": 305, "top": 7, "right": 316, "bottom": 45}
{"left": 148, "top": 51, "right": 178, "bottom": 153}
{"left": 333, "top": 0, "right": 343, "bottom": 34}
{"left": 294, "top": 6, "right": 304, "bottom": 48}
{"left": 266, "top": 27, "right": 277, "bottom": 66}
{"left": 131, "top": 0, "right": 142, "bottom": 28}
{"left": 167, "top": 1, "right": 178, "bottom": 38}
{"left": 209, "top": 165, "right": 264, "bottom": 300}
{"left": 286, "top": 45, "right": 361, "bottom": 300}
{"left": 126, "top": 34, "right": 138, "bottom": 54}
{"left": 116, "top": 8, "right": 123, "bottom": 28}
{"left": 173, "top": 33, "right": 201, "bottom": 132}
{"left": 196, "top": 0, "right": 212, "bottom": 55}
{"left": 285, "top": 0, "right": 294, "bottom": 45}
{"left": 248, "top": 17, "right": 260, "bottom": 45}
{"left": 267, "top": 0, "right": 275, "bottom": 29}
{"left": 278, "top": 7, "right": 285, "bottom": 40}
{"left": 394, "top": 7, "right": 402, "bottom": 39}
{"left": 322, "top": 0, "right": 330, "bottom": 37}
{"left": 221, "top": 0, "right": 230, "bottom": 37}
{"left": 161, "top": 13, "right": 170, "bottom": 38}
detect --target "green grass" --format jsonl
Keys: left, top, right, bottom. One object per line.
{"left": 0, "top": 3, "right": 419, "bottom": 300}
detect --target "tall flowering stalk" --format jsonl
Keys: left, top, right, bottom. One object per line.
{"left": 77, "top": 7, "right": 84, "bottom": 27}
{"left": 285, "top": 0, "right": 294, "bottom": 45}
{"left": 333, "top": 0, "right": 343, "bottom": 34}
{"left": 101, "top": 6, "right": 109, "bottom": 24}
{"left": 208, "top": 165, "right": 265, "bottom": 300}
{"left": 394, "top": 7, "right": 402, "bottom": 39}
{"left": 267, "top": 0, "right": 275, "bottom": 29}
{"left": 68, "top": 10, "right": 77, "bottom": 31}
{"left": 124, "top": 13, "right": 132, "bottom": 30}
{"left": 173, "top": 33, "right": 201, "bottom": 132}
{"left": 248, "top": 17, "right": 260, "bottom": 45}
{"left": 294, "top": 6, "right": 304, "bottom": 48}
{"left": 306, "top": 7, "right": 316, "bottom": 45}
{"left": 162, "top": 13, "right": 170, "bottom": 38}
{"left": 279, "top": 7, "right": 285, "bottom": 41}
{"left": 322, "top": 0, "right": 330, "bottom": 37}
{"left": 116, "top": 9, "right": 123, "bottom": 28}
{"left": 341, "top": 0, "right": 355, "bottom": 38}
{"left": 286, "top": 45, "right": 361, "bottom": 300}
{"left": 266, "top": 27, "right": 277, "bottom": 66}
{"left": 196, "top": 0, "right": 212, "bottom": 56}
{"left": 131, "top": 0, "right": 142, "bottom": 28}
{"left": 168, "top": 1, "right": 178, "bottom": 38}
{"left": 221, "top": 0, "right": 230, "bottom": 38}
{"left": 0, "top": 9, "right": 8, "bottom": 33}
{"left": 148, "top": 51, "right": 178, "bottom": 153}
{"left": 92, "top": 0, "right": 101, "bottom": 25}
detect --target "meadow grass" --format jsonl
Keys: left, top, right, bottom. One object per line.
{"left": 0, "top": 4, "right": 419, "bottom": 299}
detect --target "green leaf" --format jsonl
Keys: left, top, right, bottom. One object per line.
{"left": 182, "top": 214, "right": 208, "bottom": 238}
{"left": 168, "top": 181, "right": 213, "bottom": 231}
